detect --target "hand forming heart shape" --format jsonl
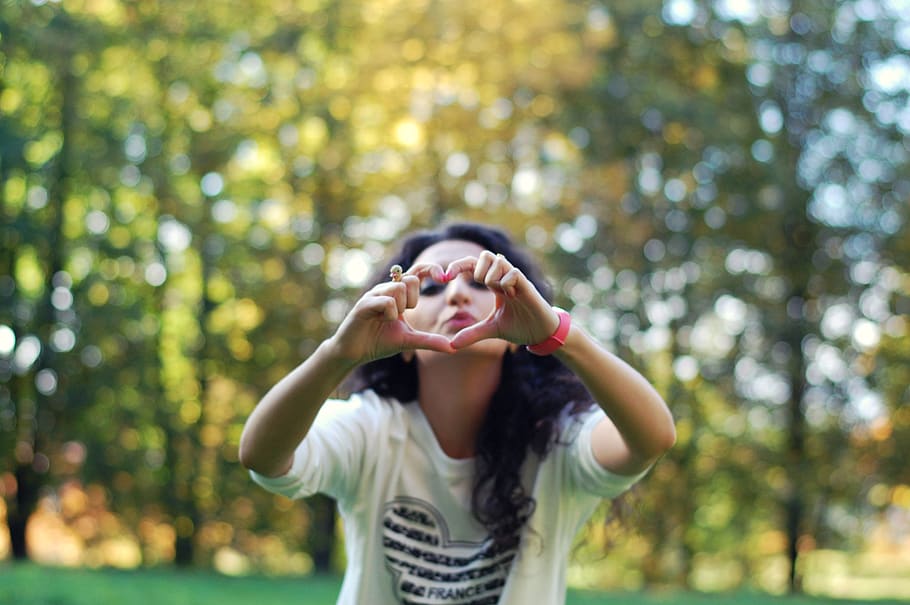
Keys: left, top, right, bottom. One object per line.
{"left": 327, "top": 252, "right": 559, "bottom": 366}
{"left": 405, "top": 253, "right": 559, "bottom": 352}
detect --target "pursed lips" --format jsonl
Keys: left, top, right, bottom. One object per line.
{"left": 442, "top": 310, "right": 476, "bottom": 330}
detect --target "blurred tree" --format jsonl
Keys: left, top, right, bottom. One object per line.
{"left": 740, "top": 0, "right": 910, "bottom": 591}
{"left": 551, "top": 1, "right": 777, "bottom": 587}
{"left": 1, "top": 0, "right": 907, "bottom": 590}
{"left": 0, "top": 5, "right": 83, "bottom": 560}
{"left": 554, "top": 0, "right": 909, "bottom": 592}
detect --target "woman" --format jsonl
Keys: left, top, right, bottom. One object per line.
{"left": 239, "top": 222, "right": 675, "bottom": 604}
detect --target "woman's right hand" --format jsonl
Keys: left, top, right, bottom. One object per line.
{"left": 326, "top": 264, "right": 455, "bottom": 365}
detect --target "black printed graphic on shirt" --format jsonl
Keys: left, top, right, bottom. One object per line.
{"left": 382, "top": 497, "right": 518, "bottom": 605}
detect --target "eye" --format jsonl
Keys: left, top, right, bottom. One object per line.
{"left": 419, "top": 281, "right": 445, "bottom": 296}
{"left": 469, "top": 281, "right": 489, "bottom": 291}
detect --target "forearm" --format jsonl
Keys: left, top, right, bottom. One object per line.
{"left": 554, "top": 323, "right": 676, "bottom": 467}
{"left": 238, "top": 338, "right": 358, "bottom": 477}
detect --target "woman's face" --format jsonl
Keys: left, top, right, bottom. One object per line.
{"left": 404, "top": 239, "right": 510, "bottom": 359}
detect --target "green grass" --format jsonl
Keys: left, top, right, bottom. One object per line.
{"left": 0, "top": 563, "right": 905, "bottom": 605}
{"left": 0, "top": 564, "right": 339, "bottom": 605}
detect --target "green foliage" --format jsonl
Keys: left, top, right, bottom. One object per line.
{"left": 0, "top": 564, "right": 342, "bottom": 605}
{"left": 1, "top": 0, "right": 908, "bottom": 594}
{"left": 2, "top": 564, "right": 904, "bottom": 605}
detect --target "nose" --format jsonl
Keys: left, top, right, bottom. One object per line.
{"left": 444, "top": 274, "right": 473, "bottom": 305}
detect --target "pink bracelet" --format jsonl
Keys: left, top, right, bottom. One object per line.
{"left": 526, "top": 308, "right": 571, "bottom": 356}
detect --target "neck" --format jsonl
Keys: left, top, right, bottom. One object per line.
{"left": 415, "top": 352, "right": 504, "bottom": 459}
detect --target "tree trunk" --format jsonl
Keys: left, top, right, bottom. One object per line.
{"left": 307, "top": 494, "right": 337, "bottom": 573}
{"left": 5, "top": 13, "right": 77, "bottom": 561}
{"left": 8, "top": 394, "right": 38, "bottom": 560}
{"left": 305, "top": 170, "right": 343, "bottom": 573}
{"left": 781, "top": 213, "right": 813, "bottom": 593}
{"left": 784, "top": 295, "right": 808, "bottom": 594}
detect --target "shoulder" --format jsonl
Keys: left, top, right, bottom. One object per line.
{"left": 554, "top": 404, "right": 603, "bottom": 443}
{"left": 319, "top": 389, "right": 385, "bottom": 415}
{"left": 315, "top": 389, "right": 408, "bottom": 434}
{"left": 548, "top": 405, "right": 649, "bottom": 497}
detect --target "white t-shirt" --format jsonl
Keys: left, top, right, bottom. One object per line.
{"left": 251, "top": 390, "right": 646, "bottom": 605}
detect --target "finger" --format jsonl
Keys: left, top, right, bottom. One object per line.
{"left": 356, "top": 296, "right": 400, "bottom": 322}
{"left": 499, "top": 267, "right": 523, "bottom": 299}
{"left": 402, "top": 329, "right": 456, "bottom": 354}
{"left": 371, "top": 282, "right": 408, "bottom": 314}
{"left": 483, "top": 253, "right": 515, "bottom": 293}
{"left": 443, "top": 256, "right": 479, "bottom": 281}
{"left": 404, "top": 262, "right": 447, "bottom": 283}
{"left": 400, "top": 275, "right": 420, "bottom": 309}
{"left": 449, "top": 318, "right": 500, "bottom": 350}
{"left": 474, "top": 250, "right": 498, "bottom": 285}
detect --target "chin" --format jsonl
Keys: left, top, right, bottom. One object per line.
{"left": 454, "top": 339, "right": 510, "bottom": 358}
{"left": 416, "top": 340, "right": 509, "bottom": 363}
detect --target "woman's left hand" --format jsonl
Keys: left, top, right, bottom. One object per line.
{"left": 443, "top": 251, "right": 560, "bottom": 350}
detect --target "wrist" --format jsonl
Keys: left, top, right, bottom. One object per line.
{"left": 526, "top": 307, "right": 571, "bottom": 356}
{"left": 319, "top": 336, "right": 364, "bottom": 372}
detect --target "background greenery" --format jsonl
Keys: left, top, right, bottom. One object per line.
{"left": 1, "top": 0, "right": 908, "bottom": 598}
{"left": 3, "top": 564, "right": 908, "bottom": 605}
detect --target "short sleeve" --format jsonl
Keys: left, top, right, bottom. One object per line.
{"left": 250, "top": 392, "right": 382, "bottom": 502}
{"left": 563, "top": 408, "right": 650, "bottom": 498}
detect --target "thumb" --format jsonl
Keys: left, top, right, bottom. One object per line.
{"left": 402, "top": 328, "right": 456, "bottom": 354}
{"left": 449, "top": 318, "right": 500, "bottom": 350}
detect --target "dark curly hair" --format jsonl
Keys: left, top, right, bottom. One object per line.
{"left": 342, "top": 223, "right": 594, "bottom": 547}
